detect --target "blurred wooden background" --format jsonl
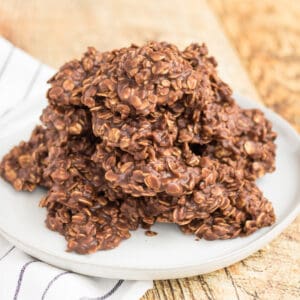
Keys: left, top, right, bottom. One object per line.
{"left": 0, "top": 0, "right": 299, "bottom": 299}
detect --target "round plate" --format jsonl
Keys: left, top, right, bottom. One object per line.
{"left": 0, "top": 94, "right": 299, "bottom": 280}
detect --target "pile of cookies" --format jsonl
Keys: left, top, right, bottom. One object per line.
{"left": 0, "top": 42, "right": 276, "bottom": 254}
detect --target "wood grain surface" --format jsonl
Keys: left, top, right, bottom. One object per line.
{"left": 0, "top": 0, "right": 299, "bottom": 299}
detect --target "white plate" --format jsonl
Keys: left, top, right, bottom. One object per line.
{"left": 0, "top": 94, "right": 300, "bottom": 280}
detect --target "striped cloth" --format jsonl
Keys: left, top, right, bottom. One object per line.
{"left": 0, "top": 37, "right": 152, "bottom": 300}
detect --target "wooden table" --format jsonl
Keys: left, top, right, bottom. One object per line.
{"left": 0, "top": 0, "right": 299, "bottom": 299}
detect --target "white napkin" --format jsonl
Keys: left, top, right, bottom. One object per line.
{"left": 0, "top": 37, "right": 152, "bottom": 300}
